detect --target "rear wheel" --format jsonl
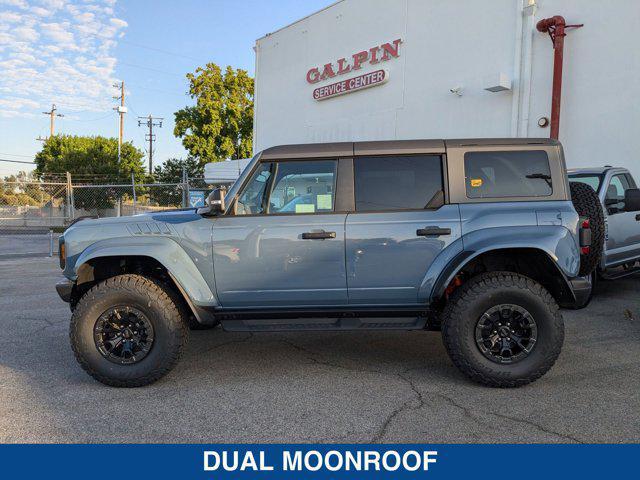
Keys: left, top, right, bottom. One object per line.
{"left": 70, "top": 274, "right": 189, "bottom": 387}
{"left": 570, "top": 182, "right": 605, "bottom": 276}
{"left": 442, "top": 272, "right": 564, "bottom": 387}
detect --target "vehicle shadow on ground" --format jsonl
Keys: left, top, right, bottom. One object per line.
{"left": 1, "top": 261, "right": 639, "bottom": 443}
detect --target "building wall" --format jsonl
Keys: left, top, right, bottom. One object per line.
{"left": 254, "top": 0, "right": 640, "bottom": 178}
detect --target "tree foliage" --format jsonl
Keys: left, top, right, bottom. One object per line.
{"left": 34, "top": 135, "right": 146, "bottom": 210}
{"left": 153, "top": 157, "right": 203, "bottom": 183}
{"left": 151, "top": 157, "right": 204, "bottom": 206}
{"left": 1, "top": 171, "right": 48, "bottom": 207}
{"left": 34, "top": 135, "right": 146, "bottom": 180}
{"left": 174, "top": 64, "right": 253, "bottom": 163}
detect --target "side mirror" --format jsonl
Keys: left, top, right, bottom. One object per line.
{"left": 197, "top": 188, "right": 226, "bottom": 216}
{"left": 624, "top": 188, "right": 640, "bottom": 212}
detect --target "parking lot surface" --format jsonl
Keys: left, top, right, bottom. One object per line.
{"left": 0, "top": 257, "right": 638, "bottom": 443}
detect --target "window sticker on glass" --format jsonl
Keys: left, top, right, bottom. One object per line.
{"left": 316, "top": 194, "right": 332, "bottom": 210}
{"left": 470, "top": 178, "right": 483, "bottom": 188}
{"left": 295, "top": 204, "right": 315, "bottom": 213}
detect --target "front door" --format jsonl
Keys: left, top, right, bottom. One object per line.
{"left": 212, "top": 158, "right": 348, "bottom": 308}
{"left": 345, "top": 154, "right": 462, "bottom": 305}
{"left": 604, "top": 173, "right": 640, "bottom": 266}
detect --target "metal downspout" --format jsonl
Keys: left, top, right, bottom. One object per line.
{"left": 511, "top": 0, "right": 537, "bottom": 138}
{"left": 536, "top": 16, "right": 583, "bottom": 139}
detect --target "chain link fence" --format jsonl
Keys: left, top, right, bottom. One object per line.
{"left": 0, "top": 175, "right": 212, "bottom": 258}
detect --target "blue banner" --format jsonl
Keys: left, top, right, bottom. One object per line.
{"left": 0, "top": 444, "right": 636, "bottom": 479}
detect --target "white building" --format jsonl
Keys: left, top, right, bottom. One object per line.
{"left": 253, "top": 0, "right": 640, "bottom": 178}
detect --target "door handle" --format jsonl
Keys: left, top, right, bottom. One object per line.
{"left": 301, "top": 231, "right": 336, "bottom": 240}
{"left": 636, "top": 214, "right": 640, "bottom": 221}
{"left": 416, "top": 226, "right": 451, "bottom": 237}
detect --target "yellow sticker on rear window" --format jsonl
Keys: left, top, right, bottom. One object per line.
{"left": 470, "top": 178, "right": 483, "bottom": 187}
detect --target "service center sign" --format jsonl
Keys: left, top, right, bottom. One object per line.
{"left": 306, "top": 38, "right": 401, "bottom": 100}
{"left": 313, "top": 69, "right": 387, "bottom": 100}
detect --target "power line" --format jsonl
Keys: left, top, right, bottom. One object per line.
{"left": 118, "top": 61, "right": 184, "bottom": 77}
{"left": 0, "top": 158, "right": 35, "bottom": 164}
{"left": 65, "top": 112, "right": 115, "bottom": 122}
{"left": 83, "top": 31, "right": 202, "bottom": 62}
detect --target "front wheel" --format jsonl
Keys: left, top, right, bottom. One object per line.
{"left": 442, "top": 272, "right": 564, "bottom": 388}
{"left": 70, "top": 274, "right": 189, "bottom": 387}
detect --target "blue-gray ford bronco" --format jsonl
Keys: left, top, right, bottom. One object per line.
{"left": 56, "top": 139, "right": 603, "bottom": 388}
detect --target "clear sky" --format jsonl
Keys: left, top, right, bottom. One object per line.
{"left": 0, "top": 0, "right": 333, "bottom": 177}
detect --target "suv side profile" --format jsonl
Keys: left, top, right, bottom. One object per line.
{"left": 56, "top": 139, "right": 595, "bottom": 388}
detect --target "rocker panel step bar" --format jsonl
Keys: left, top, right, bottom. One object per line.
{"left": 220, "top": 316, "right": 429, "bottom": 332}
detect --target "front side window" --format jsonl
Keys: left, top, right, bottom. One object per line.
{"left": 605, "top": 174, "right": 631, "bottom": 214}
{"left": 354, "top": 155, "right": 444, "bottom": 211}
{"left": 235, "top": 162, "right": 272, "bottom": 215}
{"left": 464, "top": 150, "right": 553, "bottom": 198}
{"left": 268, "top": 160, "right": 337, "bottom": 214}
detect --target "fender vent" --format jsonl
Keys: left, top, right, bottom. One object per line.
{"left": 127, "top": 222, "right": 173, "bottom": 236}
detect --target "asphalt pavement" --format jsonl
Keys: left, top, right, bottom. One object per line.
{"left": 0, "top": 257, "right": 638, "bottom": 443}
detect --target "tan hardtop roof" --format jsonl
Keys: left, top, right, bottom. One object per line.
{"left": 259, "top": 138, "right": 560, "bottom": 160}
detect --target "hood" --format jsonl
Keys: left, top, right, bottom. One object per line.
{"left": 66, "top": 209, "right": 201, "bottom": 231}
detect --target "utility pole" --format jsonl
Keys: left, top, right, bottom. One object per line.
{"left": 113, "top": 81, "right": 127, "bottom": 163}
{"left": 39, "top": 104, "right": 63, "bottom": 141}
{"left": 137, "top": 115, "right": 163, "bottom": 173}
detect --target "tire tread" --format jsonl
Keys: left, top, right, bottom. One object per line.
{"left": 69, "top": 274, "right": 189, "bottom": 387}
{"left": 442, "top": 272, "right": 564, "bottom": 388}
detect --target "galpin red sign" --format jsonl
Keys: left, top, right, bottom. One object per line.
{"left": 307, "top": 38, "right": 401, "bottom": 100}
{"left": 313, "top": 69, "right": 388, "bottom": 100}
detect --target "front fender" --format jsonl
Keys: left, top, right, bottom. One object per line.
{"left": 70, "top": 236, "right": 219, "bottom": 308}
{"left": 421, "top": 225, "right": 580, "bottom": 303}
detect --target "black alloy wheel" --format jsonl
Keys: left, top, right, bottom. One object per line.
{"left": 94, "top": 306, "right": 155, "bottom": 365}
{"left": 475, "top": 304, "right": 537, "bottom": 364}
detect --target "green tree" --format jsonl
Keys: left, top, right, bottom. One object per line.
{"left": 35, "top": 135, "right": 145, "bottom": 179}
{"left": 153, "top": 157, "right": 203, "bottom": 183}
{"left": 151, "top": 157, "right": 204, "bottom": 206}
{"left": 174, "top": 64, "right": 253, "bottom": 163}
{"left": 34, "top": 135, "right": 145, "bottom": 210}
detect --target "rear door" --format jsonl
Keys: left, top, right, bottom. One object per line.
{"left": 603, "top": 173, "right": 640, "bottom": 266}
{"left": 345, "top": 150, "right": 462, "bottom": 305}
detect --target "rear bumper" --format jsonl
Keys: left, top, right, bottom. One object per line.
{"left": 56, "top": 278, "right": 74, "bottom": 303}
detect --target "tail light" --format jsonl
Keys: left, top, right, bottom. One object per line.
{"left": 579, "top": 217, "right": 591, "bottom": 255}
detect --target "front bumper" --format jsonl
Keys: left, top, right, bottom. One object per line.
{"left": 56, "top": 278, "right": 74, "bottom": 303}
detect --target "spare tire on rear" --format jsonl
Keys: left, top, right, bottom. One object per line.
{"left": 569, "top": 182, "right": 605, "bottom": 276}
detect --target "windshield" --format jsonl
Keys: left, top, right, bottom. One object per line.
{"left": 568, "top": 174, "right": 603, "bottom": 193}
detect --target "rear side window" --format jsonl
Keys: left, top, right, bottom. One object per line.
{"left": 354, "top": 155, "right": 443, "bottom": 211}
{"left": 464, "top": 150, "right": 552, "bottom": 198}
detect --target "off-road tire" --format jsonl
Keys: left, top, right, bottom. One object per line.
{"left": 69, "top": 274, "right": 189, "bottom": 387}
{"left": 157, "top": 280, "right": 217, "bottom": 331}
{"left": 570, "top": 182, "right": 605, "bottom": 276}
{"left": 442, "top": 272, "right": 564, "bottom": 388}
